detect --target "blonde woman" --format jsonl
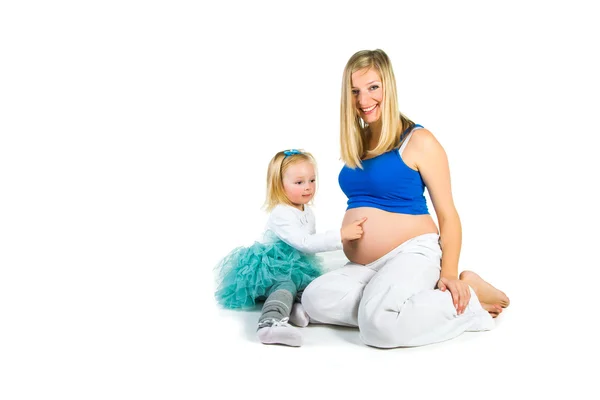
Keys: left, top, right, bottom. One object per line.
{"left": 301, "top": 49, "right": 509, "bottom": 348}
{"left": 214, "top": 150, "right": 366, "bottom": 346}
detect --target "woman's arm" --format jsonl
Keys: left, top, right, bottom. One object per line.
{"left": 412, "top": 129, "right": 461, "bottom": 277}
{"left": 413, "top": 129, "right": 470, "bottom": 314}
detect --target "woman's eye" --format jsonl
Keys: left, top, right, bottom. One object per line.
{"left": 295, "top": 182, "right": 302, "bottom": 185}
{"left": 351, "top": 89, "right": 359, "bottom": 95}
{"left": 369, "top": 85, "right": 379, "bottom": 91}
{"left": 310, "top": 179, "right": 316, "bottom": 183}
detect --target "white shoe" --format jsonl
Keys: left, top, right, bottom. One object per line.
{"left": 257, "top": 318, "right": 303, "bottom": 347}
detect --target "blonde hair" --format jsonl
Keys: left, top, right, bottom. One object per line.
{"left": 340, "top": 49, "right": 415, "bottom": 168}
{"left": 264, "top": 150, "right": 318, "bottom": 211}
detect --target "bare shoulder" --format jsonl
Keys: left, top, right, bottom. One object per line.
{"left": 409, "top": 128, "right": 442, "bottom": 151}
{"left": 403, "top": 127, "right": 445, "bottom": 169}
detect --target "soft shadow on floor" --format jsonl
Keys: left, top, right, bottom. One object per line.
{"left": 216, "top": 304, "right": 507, "bottom": 349}
{"left": 217, "top": 306, "right": 364, "bottom": 346}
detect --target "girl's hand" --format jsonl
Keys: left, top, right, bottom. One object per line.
{"left": 437, "top": 277, "right": 471, "bottom": 315}
{"left": 341, "top": 217, "right": 367, "bottom": 241}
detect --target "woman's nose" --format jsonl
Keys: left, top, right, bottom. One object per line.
{"left": 357, "top": 91, "right": 369, "bottom": 106}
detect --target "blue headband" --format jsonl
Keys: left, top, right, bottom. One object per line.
{"left": 283, "top": 149, "right": 301, "bottom": 157}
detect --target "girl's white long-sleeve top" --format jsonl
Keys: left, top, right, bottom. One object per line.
{"left": 265, "top": 204, "right": 342, "bottom": 254}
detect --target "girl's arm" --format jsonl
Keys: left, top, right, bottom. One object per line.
{"left": 267, "top": 207, "right": 343, "bottom": 254}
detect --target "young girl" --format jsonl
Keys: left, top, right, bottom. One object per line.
{"left": 214, "top": 149, "right": 367, "bottom": 347}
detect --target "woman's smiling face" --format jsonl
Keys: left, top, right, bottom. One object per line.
{"left": 351, "top": 67, "right": 383, "bottom": 124}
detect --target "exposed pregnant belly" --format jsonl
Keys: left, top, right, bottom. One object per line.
{"left": 342, "top": 207, "right": 439, "bottom": 265}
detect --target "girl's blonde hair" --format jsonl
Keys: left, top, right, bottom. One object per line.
{"left": 264, "top": 150, "right": 318, "bottom": 211}
{"left": 340, "top": 49, "right": 415, "bottom": 168}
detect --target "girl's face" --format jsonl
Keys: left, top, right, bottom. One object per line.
{"left": 351, "top": 67, "right": 383, "bottom": 124}
{"left": 282, "top": 160, "right": 316, "bottom": 210}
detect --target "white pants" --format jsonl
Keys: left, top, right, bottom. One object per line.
{"left": 302, "top": 233, "right": 494, "bottom": 348}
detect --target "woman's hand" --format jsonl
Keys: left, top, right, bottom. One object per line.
{"left": 437, "top": 277, "right": 471, "bottom": 315}
{"left": 340, "top": 217, "right": 367, "bottom": 241}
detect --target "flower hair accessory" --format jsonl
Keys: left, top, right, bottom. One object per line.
{"left": 283, "top": 149, "right": 301, "bottom": 157}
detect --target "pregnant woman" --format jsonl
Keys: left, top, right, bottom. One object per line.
{"left": 301, "top": 49, "right": 509, "bottom": 348}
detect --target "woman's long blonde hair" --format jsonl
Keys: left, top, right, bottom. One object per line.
{"left": 264, "top": 150, "right": 317, "bottom": 211}
{"left": 340, "top": 49, "right": 415, "bottom": 168}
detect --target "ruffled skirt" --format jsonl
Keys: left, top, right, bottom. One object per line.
{"left": 214, "top": 234, "right": 322, "bottom": 309}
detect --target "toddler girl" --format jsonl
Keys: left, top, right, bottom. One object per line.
{"left": 214, "top": 149, "right": 366, "bottom": 346}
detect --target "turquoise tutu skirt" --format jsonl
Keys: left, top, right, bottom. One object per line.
{"left": 214, "top": 232, "right": 323, "bottom": 309}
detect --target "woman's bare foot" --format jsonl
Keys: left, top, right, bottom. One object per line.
{"left": 460, "top": 270, "right": 510, "bottom": 309}
{"left": 481, "top": 302, "right": 502, "bottom": 318}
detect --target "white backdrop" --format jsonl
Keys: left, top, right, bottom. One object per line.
{"left": 1, "top": 1, "right": 598, "bottom": 399}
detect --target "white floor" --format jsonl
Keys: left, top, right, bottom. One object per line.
{"left": 205, "top": 277, "right": 592, "bottom": 400}
{"left": 1, "top": 255, "right": 595, "bottom": 399}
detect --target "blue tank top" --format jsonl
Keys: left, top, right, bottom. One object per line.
{"left": 338, "top": 124, "right": 429, "bottom": 215}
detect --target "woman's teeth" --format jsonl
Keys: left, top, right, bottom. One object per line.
{"left": 362, "top": 104, "right": 377, "bottom": 113}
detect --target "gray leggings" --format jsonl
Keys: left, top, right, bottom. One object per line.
{"left": 258, "top": 280, "right": 298, "bottom": 326}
